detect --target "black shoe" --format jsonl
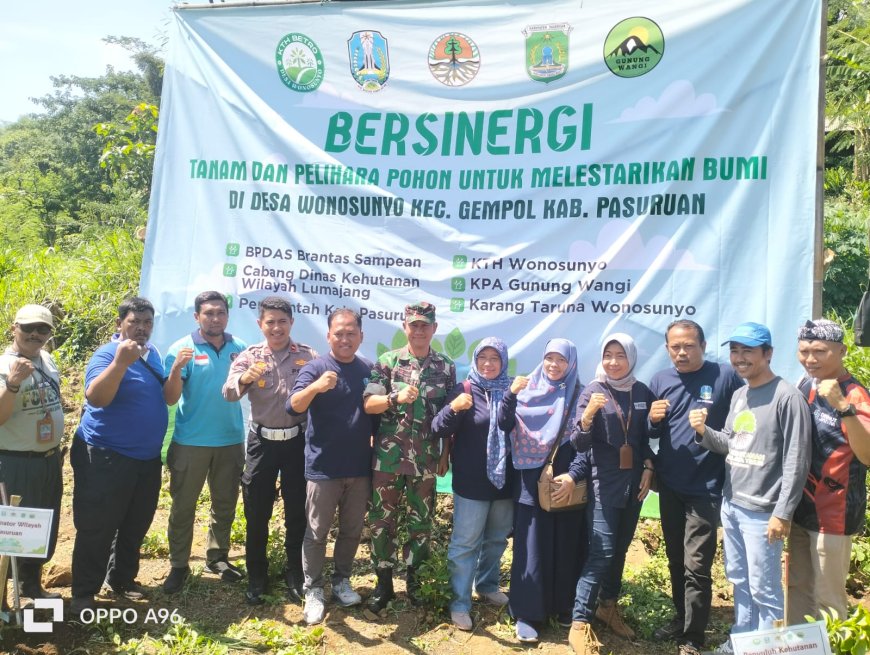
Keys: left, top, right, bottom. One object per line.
{"left": 106, "top": 581, "right": 147, "bottom": 601}
{"left": 20, "top": 581, "right": 61, "bottom": 600}
{"left": 70, "top": 595, "right": 96, "bottom": 619}
{"left": 246, "top": 578, "right": 267, "bottom": 605}
{"left": 162, "top": 566, "right": 190, "bottom": 594}
{"left": 405, "top": 565, "right": 423, "bottom": 606}
{"left": 366, "top": 568, "right": 395, "bottom": 615}
{"left": 284, "top": 568, "right": 304, "bottom": 603}
{"left": 207, "top": 559, "right": 245, "bottom": 583}
{"left": 654, "top": 616, "right": 685, "bottom": 641}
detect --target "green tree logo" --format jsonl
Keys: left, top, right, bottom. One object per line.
{"left": 276, "top": 33, "right": 325, "bottom": 92}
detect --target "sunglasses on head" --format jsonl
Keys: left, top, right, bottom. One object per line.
{"left": 18, "top": 323, "right": 52, "bottom": 335}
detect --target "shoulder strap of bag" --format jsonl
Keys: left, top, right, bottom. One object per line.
{"left": 545, "top": 382, "right": 582, "bottom": 467}
{"left": 138, "top": 356, "right": 166, "bottom": 387}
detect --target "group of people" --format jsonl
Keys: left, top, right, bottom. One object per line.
{"left": 1, "top": 296, "right": 868, "bottom": 655}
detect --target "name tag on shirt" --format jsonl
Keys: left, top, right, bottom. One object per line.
{"left": 633, "top": 402, "right": 647, "bottom": 410}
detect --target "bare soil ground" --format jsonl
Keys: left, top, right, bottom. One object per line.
{"left": 2, "top": 461, "right": 861, "bottom": 655}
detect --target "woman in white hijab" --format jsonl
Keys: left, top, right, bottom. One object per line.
{"left": 567, "top": 333, "right": 656, "bottom": 655}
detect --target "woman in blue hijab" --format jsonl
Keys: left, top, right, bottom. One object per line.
{"left": 567, "top": 333, "right": 656, "bottom": 655}
{"left": 433, "top": 337, "right": 514, "bottom": 631}
{"left": 498, "top": 338, "right": 588, "bottom": 643}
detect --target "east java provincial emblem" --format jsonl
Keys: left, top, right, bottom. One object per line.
{"left": 348, "top": 30, "right": 390, "bottom": 92}
{"left": 523, "top": 23, "right": 571, "bottom": 83}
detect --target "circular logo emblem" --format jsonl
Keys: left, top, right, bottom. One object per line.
{"left": 603, "top": 17, "right": 664, "bottom": 78}
{"left": 428, "top": 32, "right": 481, "bottom": 87}
{"left": 276, "top": 33, "right": 325, "bottom": 92}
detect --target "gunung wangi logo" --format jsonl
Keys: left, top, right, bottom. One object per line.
{"left": 523, "top": 23, "right": 572, "bottom": 83}
{"left": 603, "top": 17, "right": 664, "bottom": 78}
{"left": 348, "top": 30, "right": 390, "bottom": 92}
{"left": 276, "top": 33, "right": 324, "bottom": 92}
{"left": 428, "top": 32, "right": 480, "bottom": 87}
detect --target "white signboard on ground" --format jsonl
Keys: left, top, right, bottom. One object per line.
{"left": 731, "top": 621, "right": 833, "bottom": 655}
{"left": 0, "top": 506, "right": 53, "bottom": 558}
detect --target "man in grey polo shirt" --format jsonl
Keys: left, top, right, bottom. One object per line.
{"left": 162, "top": 291, "right": 247, "bottom": 594}
{"left": 0, "top": 304, "right": 63, "bottom": 601}
{"left": 223, "top": 296, "right": 316, "bottom": 605}
{"left": 690, "top": 322, "right": 810, "bottom": 654}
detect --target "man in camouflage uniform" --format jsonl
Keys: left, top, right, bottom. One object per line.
{"left": 363, "top": 302, "right": 456, "bottom": 613}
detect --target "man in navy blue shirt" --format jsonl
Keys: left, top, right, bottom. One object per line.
{"left": 648, "top": 320, "right": 743, "bottom": 655}
{"left": 287, "top": 309, "right": 374, "bottom": 625}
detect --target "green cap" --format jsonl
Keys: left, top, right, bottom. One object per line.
{"left": 405, "top": 301, "right": 436, "bottom": 324}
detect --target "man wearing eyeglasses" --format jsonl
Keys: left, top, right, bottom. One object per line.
{"left": 0, "top": 304, "right": 64, "bottom": 601}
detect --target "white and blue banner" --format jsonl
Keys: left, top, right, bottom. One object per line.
{"left": 143, "top": 0, "right": 822, "bottom": 382}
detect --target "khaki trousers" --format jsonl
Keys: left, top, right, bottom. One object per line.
{"left": 787, "top": 522, "right": 852, "bottom": 624}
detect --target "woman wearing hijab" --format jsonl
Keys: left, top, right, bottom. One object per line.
{"left": 433, "top": 338, "right": 514, "bottom": 631}
{"left": 498, "top": 338, "right": 588, "bottom": 643}
{"left": 567, "top": 333, "right": 656, "bottom": 655}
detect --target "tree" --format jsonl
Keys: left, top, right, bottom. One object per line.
{"left": 827, "top": 1, "right": 870, "bottom": 181}
{"left": 0, "top": 38, "right": 162, "bottom": 248}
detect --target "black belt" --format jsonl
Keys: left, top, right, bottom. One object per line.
{"left": 0, "top": 447, "right": 59, "bottom": 459}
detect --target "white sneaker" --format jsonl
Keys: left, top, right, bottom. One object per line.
{"left": 478, "top": 590, "right": 509, "bottom": 606}
{"left": 303, "top": 587, "right": 326, "bottom": 625}
{"left": 451, "top": 611, "right": 473, "bottom": 631}
{"left": 515, "top": 620, "right": 539, "bottom": 643}
{"left": 712, "top": 638, "right": 734, "bottom": 654}
{"left": 331, "top": 578, "right": 362, "bottom": 607}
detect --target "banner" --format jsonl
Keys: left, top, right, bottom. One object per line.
{"left": 142, "top": 0, "right": 822, "bottom": 383}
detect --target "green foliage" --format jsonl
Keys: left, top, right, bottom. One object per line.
{"left": 413, "top": 545, "right": 452, "bottom": 618}
{"left": 824, "top": 605, "right": 870, "bottom": 655}
{"left": 823, "top": 197, "right": 869, "bottom": 317}
{"left": 140, "top": 528, "right": 170, "bottom": 557}
{"left": 0, "top": 228, "right": 143, "bottom": 373}
{"left": 842, "top": 319, "right": 870, "bottom": 386}
{"left": 95, "top": 102, "right": 158, "bottom": 193}
{"left": 619, "top": 549, "right": 674, "bottom": 640}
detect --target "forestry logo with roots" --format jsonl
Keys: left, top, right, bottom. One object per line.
{"left": 603, "top": 17, "right": 664, "bottom": 78}
{"left": 428, "top": 32, "right": 481, "bottom": 87}
{"left": 276, "top": 32, "right": 325, "bottom": 92}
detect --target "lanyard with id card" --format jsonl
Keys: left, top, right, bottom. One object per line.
{"left": 604, "top": 383, "right": 633, "bottom": 469}
{"left": 37, "top": 412, "right": 54, "bottom": 443}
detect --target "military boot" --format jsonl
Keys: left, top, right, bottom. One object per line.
{"left": 366, "top": 568, "right": 395, "bottom": 614}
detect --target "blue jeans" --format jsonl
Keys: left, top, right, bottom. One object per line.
{"left": 572, "top": 496, "right": 642, "bottom": 621}
{"left": 448, "top": 494, "right": 513, "bottom": 613}
{"left": 721, "top": 497, "right": 783, "bottom": 633}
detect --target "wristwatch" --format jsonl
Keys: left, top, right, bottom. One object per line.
{"left": 836, "top": 404, "right": 857, "bottom": 418}
{"left": 388, "top": 391, "right": 399, "bottom": 409}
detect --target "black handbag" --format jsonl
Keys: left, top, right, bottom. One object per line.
{"left": 854, "top": 286, "right": 870, "bottom": 347}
